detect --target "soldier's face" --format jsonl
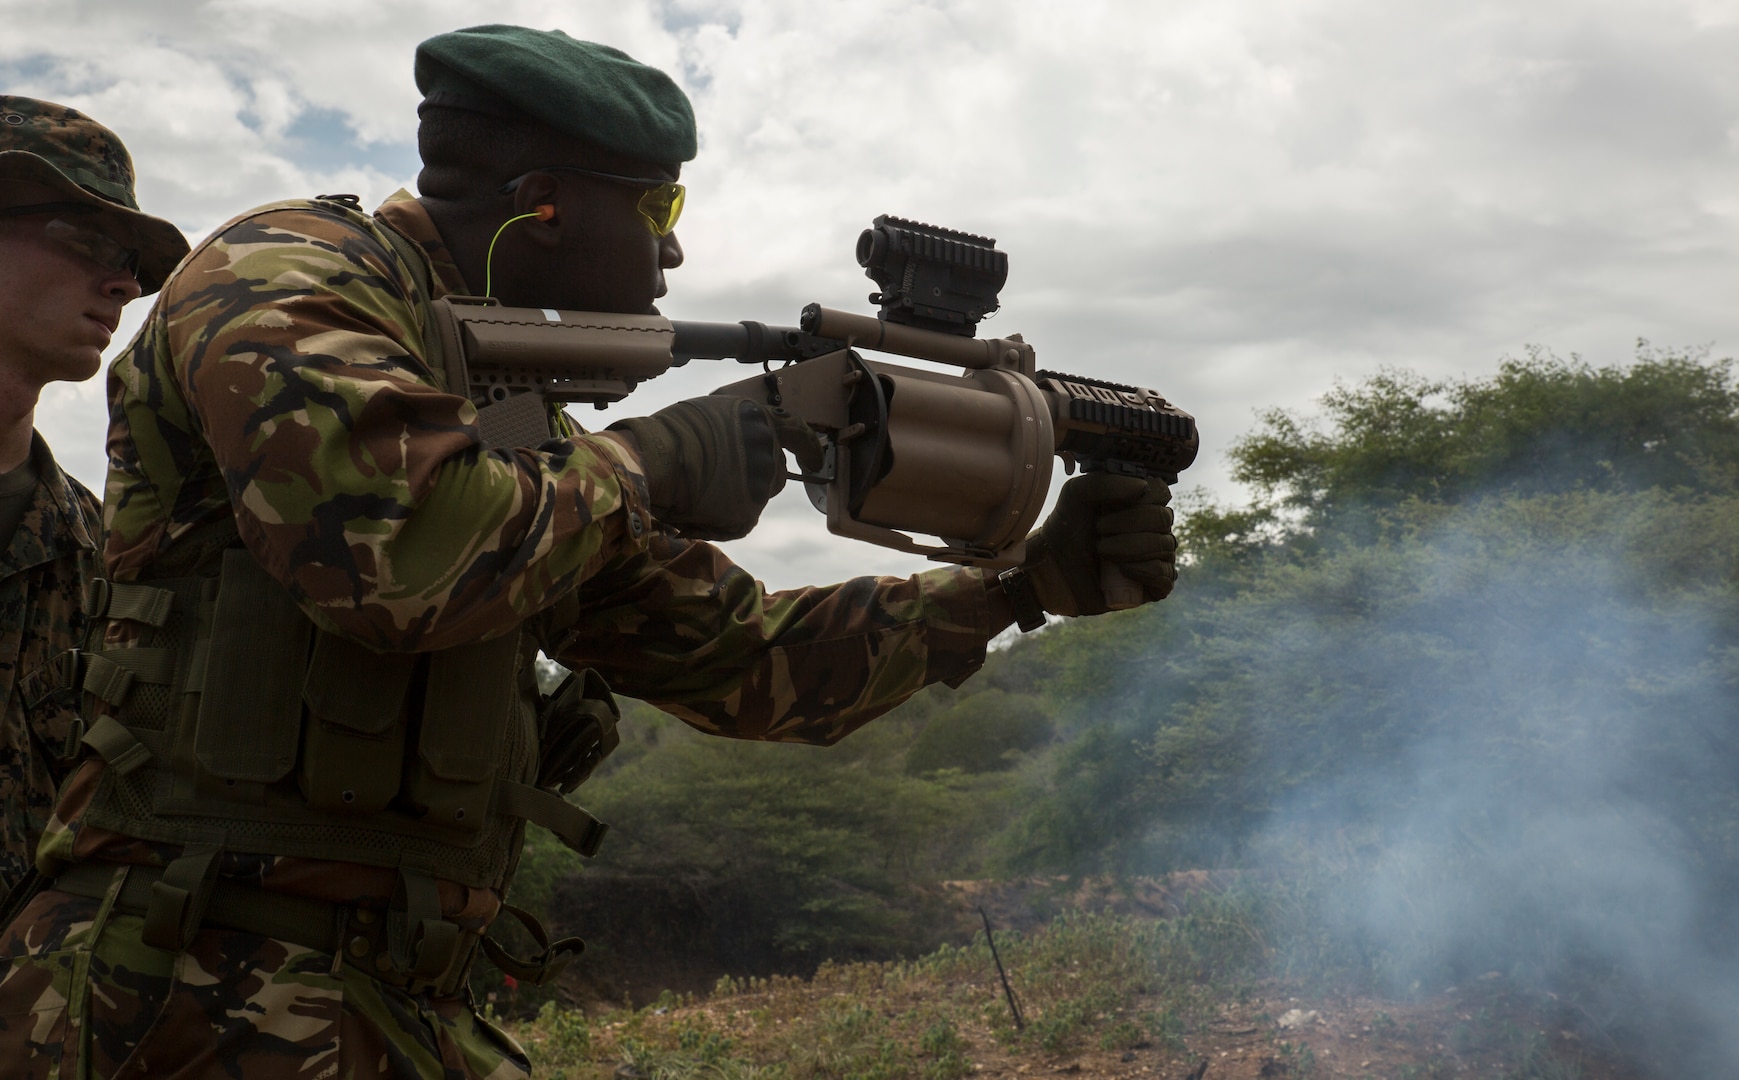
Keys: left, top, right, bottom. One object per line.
{"left": 500, "top": 161, "right": 685, "bottom": 315}
{"left": 0, "top": 185, "right": 143, "bottom": 388}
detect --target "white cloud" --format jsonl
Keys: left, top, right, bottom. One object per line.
{"left": 11, "top": 0, "right": 1739, "bottom": 589}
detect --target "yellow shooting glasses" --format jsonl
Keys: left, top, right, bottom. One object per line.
{"left": 498, "top": 165, "right": 685, "bottom": 237}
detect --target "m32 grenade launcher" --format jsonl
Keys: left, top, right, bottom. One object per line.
{"left": 426, "top": 215, "right": 1199, "bottom": 608}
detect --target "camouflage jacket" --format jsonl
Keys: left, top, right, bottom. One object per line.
{"left": 39, "top": 192, "right": 992, "bottom": 911}
{"left": 0, "top": 435, "right": 99, "bottom": 894}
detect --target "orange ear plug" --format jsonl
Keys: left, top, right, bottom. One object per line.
{"left": 534, "top": 204, "right": 557, "bottom": 221}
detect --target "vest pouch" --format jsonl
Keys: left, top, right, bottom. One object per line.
{"left": 401, "top": 634, "right": 522, "bottom": 844}
{"left": 536, "top": 668, "right": 620, "bottom": 794}
{"left": 195, "top": 550, "right": 312, "bottom": 786}
{"left": 299, "top": 631, "right": 418, "bottom": 814}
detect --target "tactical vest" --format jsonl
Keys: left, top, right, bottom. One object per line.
{"left": 65, "top": 196, "right": 616, "bottom": 987}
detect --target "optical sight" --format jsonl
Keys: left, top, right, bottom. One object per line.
{"left": 857, "top": 214, "right": 1007, "bottom": 337}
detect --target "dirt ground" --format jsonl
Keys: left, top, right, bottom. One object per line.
{"left": 965, "top": 981, "right": 1634, "bottom": 1079}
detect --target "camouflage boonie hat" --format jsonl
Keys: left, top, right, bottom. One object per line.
{"left": 0, "top": 97, "right": 189, "bottom": 293}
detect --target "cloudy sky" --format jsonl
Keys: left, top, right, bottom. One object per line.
{"left": 8, "top": 0, "right": 1739, "bottom": 589}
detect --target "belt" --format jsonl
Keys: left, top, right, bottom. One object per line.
{"left": 50, "top": 862, "right": 477, "bottom": 996}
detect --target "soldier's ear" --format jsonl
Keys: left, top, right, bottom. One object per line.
{"left": 507, "top": 172, "right": 563, "bottom": 231}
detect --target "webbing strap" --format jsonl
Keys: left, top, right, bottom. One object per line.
{"left": 79, "top": 577, "right": 107, "bottom": 617}
{"left": 83, "top": 648, "right": 177, "bottom": 706}
{"left": 141, "top": 841, "right": 222, "bottom": 951}
{"left": 108, "top": 583, "right": 176, "bottom": 627}
{"left": 55, "top": 862, "right": 346, "bottom": 956}
{"left": 81, "top": 714, "right": 154, "bottom": 776}
{"left": 391, "top": 868, "right": 460, "bottom": 981}
{"left": 480, "top": 903, "right": 584, "bottom": 986}
{"left": 81, "top": 579, "right": 175, "bottom": 626}
{"left": 495, "top": 780, "right": 609, "bottom": 858}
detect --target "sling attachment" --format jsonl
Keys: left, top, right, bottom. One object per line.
{"left": 81, "top": 578, "right": 175, "bottom": 627}
{"left": 140, "top": 839, "right": 223, "bottom": 951}
{"left": 496, "top": 780, "right": 609, "bottom": 858}
{"left": 82, "top": 647, "right": 177, "bottom": 707}
{"left": 481, "top": 903, "right": 584, "bottom": 986}
{"left": 81, "top": 713, "right": 155, "bottom": 776}
{"left": 389, "top": 868, "right": 464, "bottom": 984}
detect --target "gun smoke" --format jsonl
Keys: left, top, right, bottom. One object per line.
{"left": 1140, "top": 493, "right": 1739, "bottom": 1074}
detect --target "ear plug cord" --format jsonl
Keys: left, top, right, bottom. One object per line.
{"left": 483, "top": 204, "right": 556, "bottom": 298}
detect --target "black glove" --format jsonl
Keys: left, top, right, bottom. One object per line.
{"left": 1020, "top": 472, "right": 1177, "bottom": 617}
{"left": 610, "top": 397, "right": 824, "bottom": 541}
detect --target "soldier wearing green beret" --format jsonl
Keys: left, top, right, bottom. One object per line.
{"left": 0, "top": 98, "right": 188, "bottom": 903}
{"left": 0, "top": 26, "right": 1175, "bottom": 1079}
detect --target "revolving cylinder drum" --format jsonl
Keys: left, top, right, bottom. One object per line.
{"left": 845, "top": 360, "right": 1053, "bottom": 560}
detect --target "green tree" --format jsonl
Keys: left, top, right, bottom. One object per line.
{"left": 1225, "top": 344, "right": 1739, "bottom": 541}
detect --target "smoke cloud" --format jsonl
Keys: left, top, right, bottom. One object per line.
{"left": 1174, "top": 493, "right": 1739, "bottom": 1073}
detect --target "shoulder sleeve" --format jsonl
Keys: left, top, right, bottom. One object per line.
{"left": 67, "top": 476, "right": 100, "bottom": 549}
{"left": 150, "top": 204, "right": 653, "bottom": 651}
{"left": 550, "top": 538, "right": 991, "bottom": 745}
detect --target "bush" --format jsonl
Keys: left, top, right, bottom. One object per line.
{"left": 904, "top": 690, "right": 1052, "bottom": 775}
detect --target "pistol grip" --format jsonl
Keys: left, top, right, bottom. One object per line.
{"left": 1100, "top": 563, "right": 1144, "bottom": 611}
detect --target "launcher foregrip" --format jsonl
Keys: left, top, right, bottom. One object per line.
{"left": 1035, "top": 371, "right": 1199, "bottom": 483}
{"left": 1033, "top": 372, "right": 1197, "bottom": 609}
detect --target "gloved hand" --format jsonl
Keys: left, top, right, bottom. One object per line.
{"left": 1021, "top": 472, "right": 1177, "bottom": 617}
{"left": 610, "top": 396, "right": 824, "bottom": 541}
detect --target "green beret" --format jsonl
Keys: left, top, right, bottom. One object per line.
{"left": 415, "top": 25, "right": 696, "bottom": 164}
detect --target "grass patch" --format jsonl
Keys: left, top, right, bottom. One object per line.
{"left": 505, "top": 879, "right": 1606, "bottom": 1079}
{"left": 509, "top": 891, "right": 1271, "bottom": 1077}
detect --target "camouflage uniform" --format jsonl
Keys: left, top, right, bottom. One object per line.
{"left": 0, "top": 190, "right": 992, "bottom": 1077}
{"left": 0, "top": 96, "right": 187, "bottom": 898}
{"left": 0, "top": 437, "right": 99, "bottom": 895}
